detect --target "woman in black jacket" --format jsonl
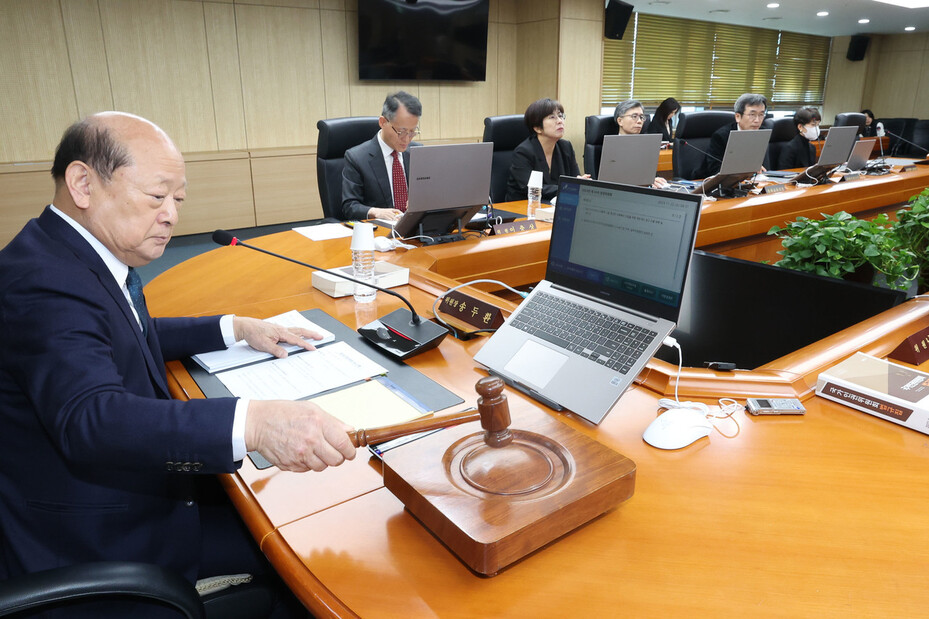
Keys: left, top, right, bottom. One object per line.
{"left": 780, "top": 107, "right": 822, "bottom": 170}
{"left": 505, "top": 98, "right": 585, "bottom": 202}
{"left": 646, "top": 97, "right": 681, "bottom": 142}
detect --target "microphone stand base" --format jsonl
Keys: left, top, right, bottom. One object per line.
{"left": 358, "top": 308, "right": 449, "bottom": 360}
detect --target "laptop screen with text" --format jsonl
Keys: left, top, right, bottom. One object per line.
{"left": 548, "top": 177, "right": 702, "bottom": 322}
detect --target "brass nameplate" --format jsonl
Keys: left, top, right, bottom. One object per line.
{"left": 902, "top": 165, "right": 917, "bottom": 173}
{"left": 492, "top": 220, "right": 537, "bottom": 235}
{"left": 889, "top": 324, "right": 929, "bottom": 365}
{"left": 763, "top": 183, "right": 787, "bottom": 194}
{"left": 438, "top": 291, "right": 505, "bottom": 330}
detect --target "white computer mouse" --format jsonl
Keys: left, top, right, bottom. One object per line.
{"left": 373, "top": 236, "right": 395, "bottom": 252}
{"left": 642, "top": 408, "right": 713, "bottom": 450}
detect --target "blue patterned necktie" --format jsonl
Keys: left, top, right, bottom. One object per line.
{"left": 126, "top": 267, "right": 149, "bottom": 338}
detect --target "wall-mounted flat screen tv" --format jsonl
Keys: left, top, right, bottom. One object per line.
{"left": 358, "top": 0, "right": 489, "bottom": 82}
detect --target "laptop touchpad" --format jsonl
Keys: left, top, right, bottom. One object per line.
{"left": 503, "top": 340, "right": 568, "bottom": 389}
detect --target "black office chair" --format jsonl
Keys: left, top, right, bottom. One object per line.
{"left": 879, "top": 117, "right": 917, "bottom": 156}
{"left": 671, "top": 110, "right": 734, "bottom": 180}
{"left": 766, "top": 117, "right": 799, "bottom": 170}
{"left": 482, "top": 114, "right": 533, "bottom": 204}
{"left": 583, "top": 114, "right": 617, "bottom": 178}
{"left": 316, "top": 116, "right": 381, "bottom": 219}
{"left": 909, "top": 119, "right": 929, "bottom": 157}
{"left": 833, "top": 112, "right": 867, "bottom": 136}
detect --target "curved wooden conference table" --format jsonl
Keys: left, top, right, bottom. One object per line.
{"left": 148, "top": 166, "right": 929, "bottom": 618}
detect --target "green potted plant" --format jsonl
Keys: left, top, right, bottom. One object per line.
{"left": 767, "top": 211, "right": 918, "bottom": 291}
{"left": 895, "top": 188, "right": 929, "bottom": 293}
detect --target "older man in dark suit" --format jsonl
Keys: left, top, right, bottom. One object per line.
{"left": 0, "top": 112, "right": 356, "bottom": 616}
{"left": 340, "top": 91, "right": 423, "bottom": 221}
{"left": 700, "top": 93, "right": 771, "bottom": 178}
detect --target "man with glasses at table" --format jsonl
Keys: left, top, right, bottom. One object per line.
{"left": 341, "top": 91, "right": 423, "bottom": 221}
{"left": 699, "top": 93, "right": 771, "bottom": 178}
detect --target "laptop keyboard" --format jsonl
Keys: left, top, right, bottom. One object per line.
{"left": 509, "top": 291, "right": 658, "bottom": 375}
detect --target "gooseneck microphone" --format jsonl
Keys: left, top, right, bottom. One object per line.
{"left": 680, "top": 140, "right": 722, "bottom": 163}
{"left": 880, "top": 128, "right": 929, "bottom": 159}
{"left": 212, "top": 230, "right": 448, "bottom": 360}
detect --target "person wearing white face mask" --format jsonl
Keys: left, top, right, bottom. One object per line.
{"left": 780, "top": 106, "right": 822, "bottom": 170}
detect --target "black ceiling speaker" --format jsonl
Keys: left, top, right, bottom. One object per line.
{"left": 605, "top": 0, "right": 634, "bottom": 40}
{"left": 847, "top": 35, "right": 870, "bottom": 62}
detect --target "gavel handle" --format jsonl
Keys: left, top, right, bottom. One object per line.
{"left": 348, "top": 409, "right": 481, "bottom": 448}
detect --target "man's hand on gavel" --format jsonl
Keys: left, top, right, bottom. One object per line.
{"left": 245, "top": 400, "right": 357, "bottom": 472}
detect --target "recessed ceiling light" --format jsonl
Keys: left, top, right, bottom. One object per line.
{"left": 766, "top": 2, "right": 780, "bottom": 7}
{"left": 762, "top": 16, "right": 782, "bottom": 20}
{"left": 816, "top": 11, "right": 829, "bottom": 16}
{"left": 905, "top": 26, "right": 917, "bottom": 31}
{"left": 708, "top": 9, "right": 730, "bottom": 13}
{"left": 858, "top": 19, "right": 870, "bottom": 24}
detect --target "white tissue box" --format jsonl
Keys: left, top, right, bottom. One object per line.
{"left": 311, "top": 262, "right": 409, "bottom": 298}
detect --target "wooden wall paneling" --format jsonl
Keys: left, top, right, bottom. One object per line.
{"left": 0, "top": 0, "right": 79, "bottom": 163}
{"left": 233, "top": 0, "right": 319, "bottom": 8}
{"left": 514, "top": 20, "right": 560, "bottom": 113}
{"left": 558, "top": 16, "right": 603, "bottom": 148}
{"left": 867, "top": 50, "right": 922, "bottom": 118}
{"left": 516, "top": 0, "right": 559, "bottom": 21}
{"left": 235, "top": 4, "right": 327, "bottom": 149}
{"left": 98, "top": 0, "right": 218, "bottom": 153}
{"left": 0, "top": 166, "right": 53, "bottom": 248}
{"left": 203, "top": 1, "right": 248, "bottom": 150}
{"left": 496, "top": 22, "right": 518, "bottom": 115}
{"left": 177, "top": 154, "right": 256, "bottom": 236}
{"left": 250, "top": 153, "right": 323, "bottom": 224}
{"left": 60, "top": 0, "right": 115, "bottom": 118}
{"left": 822, "top": 36, "right": 869, "bottom": 124}
{"left": 560, "top": 0, "right": 605, "bottom": 22}
{"left": 319, "top": 7, "right": 352, "bottom": 120}
{"left": 495, "top": 0, "right": 518, "bottom": 24}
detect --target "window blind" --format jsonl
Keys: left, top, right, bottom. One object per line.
{"left": 601, "top": 14, "right": 831, "bottom": 109}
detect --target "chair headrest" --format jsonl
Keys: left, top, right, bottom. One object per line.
{"left": 482, "top": 115, "right": 533, "bottom": 152}
{"left": 676, "top": 111, "right": 735, "bottom": 140}
{"left": 770, "top": 117, "right": 798, "bottom": 141}
{"left": 316, "top": 117, "right": 381, "bottom": 159}
{"left": 584, "top": 115, "right": 618, "bottom": 146}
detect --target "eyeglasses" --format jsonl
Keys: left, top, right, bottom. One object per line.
{"left": 622, "top": 114, "right": 646, "bottom": 122}
{"left": 546, "top": 112, "right": 567, "bottom": 121}
{"left": 742, "top": 112, "right": 766, "bottom": 120}
{"left": 388, "top": 123, "right": 421, "bottom": 139}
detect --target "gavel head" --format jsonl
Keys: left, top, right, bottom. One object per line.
{"left": 476, "top": 376, "right": 512, "bottom": 447}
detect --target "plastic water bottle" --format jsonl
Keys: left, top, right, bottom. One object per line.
{"left": 350, "top": 223, "right": 376, "bottom": 303}
{"left": 527, "top": 170, "right": 543, "bottom": 220}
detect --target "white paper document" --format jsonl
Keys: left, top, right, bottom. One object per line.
{"left": 215, "top": 341, "right": 388, "bottom": 400}
{"left": 293, "top": 223, "right": 353, "bottom": 241}
{"left": 192, "top": 310, "right": 335, "bottom": 374}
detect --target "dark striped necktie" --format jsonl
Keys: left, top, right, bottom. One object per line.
{"left": 126, "top": 267, "right": 150, "bottom": 337}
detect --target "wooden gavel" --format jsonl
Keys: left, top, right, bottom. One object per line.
{"left": 347, "top": 376, "right": 511, "bottom": 448}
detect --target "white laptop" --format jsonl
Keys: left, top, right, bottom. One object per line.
{"left": 373, "top": 142, "right": 492, "bottom": 239}
{"left": 474, "top": 176, "right": 703, "bottom": 424}
{"left": 598, "top": 133, "right": 662, "bottom": 186}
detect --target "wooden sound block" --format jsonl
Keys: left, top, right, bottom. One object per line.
{"left": 382, "top": 407, "right": 636, "bottom": 576}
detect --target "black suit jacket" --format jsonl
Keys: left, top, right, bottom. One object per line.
{"left": 340, "top": 135, "right": 420, "bottom": 220}
{"left": 779, "top": 133, "right": 817, "bottom": 170}
{"left": 505, "top": 135, "right": 580, "bottom": 202}
{"left": 701, "top": 123, "right": 771, "bottom": 178}
{"left": 0, "top": 207, "right": 237, "bottom": 585}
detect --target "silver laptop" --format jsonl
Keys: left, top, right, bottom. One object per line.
{"left": 374, "top": 142, "right": 492, "bottom": 238}
{"left": 845, "top": 138, "right": 877, "bottom": 171}
{"left": 699, "top": 128, "right": 772, "bottom": 194}
{"left": 474, "top": 177, "right": 703, "bottom": 424}
{"left": 598, "top": 133, "right": 662, "bottom": 185}
{"left": 789, "top": 125, "right": 859, "bottom": 184}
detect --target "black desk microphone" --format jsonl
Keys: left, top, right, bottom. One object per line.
{"left": 879, "top": 127, "right": 929, "bottom": 160}
{"left": 680, "top": 139, "right": 722, "bottom": 163}
{"left": 212, "top": 230, "right": 447, "bottom": 360}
